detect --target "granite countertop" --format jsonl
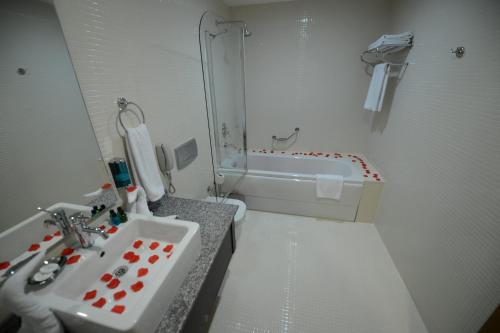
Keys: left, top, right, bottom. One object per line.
{"left": 152, "top": 196, "right": 238, "bottom": 333}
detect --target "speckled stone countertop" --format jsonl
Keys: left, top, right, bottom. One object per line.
{"left": 152, "top": 196, "right": 238, "bottom": 333}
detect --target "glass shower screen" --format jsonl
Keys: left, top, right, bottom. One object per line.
{"left": 200, "top": 13, "right": 248, "bottom": 201}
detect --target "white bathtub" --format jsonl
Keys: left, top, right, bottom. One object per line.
{"left": 235, "top": 152, "right": 367, "bottom": 221}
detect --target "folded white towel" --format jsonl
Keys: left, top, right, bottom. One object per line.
{"left": 368, "top": 32, "right": 413, "bottom": 51}
{"left": 126, "top": 186, "right": 152, "bottom": 216}
{"left": 316, "top": 174, "right": 344, "bottom": 200}
{"left": 364, "top": 63, "right": 390, "bottom": 112}
{"left": 126, "top": 124, "right": 165, "bottom": 202}
{"left": 0, "top": 251, "right": 63, "bottom": 333}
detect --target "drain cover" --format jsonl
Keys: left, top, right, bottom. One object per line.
{"left": 113, "top": 266, "right": 128, "bottom": 278}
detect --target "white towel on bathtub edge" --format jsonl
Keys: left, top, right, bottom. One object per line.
{"left": 316, "top": 174, "right": 344, "bottom": 200}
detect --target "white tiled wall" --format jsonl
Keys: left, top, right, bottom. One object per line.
{"left": 231, "top": 0, "right": 391, "bottom": 152}
{"left": 366, "top": 0, "right": 500, "bottom": 332}
{"left": 54, "top": 0, "right": 228, "bottom": 199}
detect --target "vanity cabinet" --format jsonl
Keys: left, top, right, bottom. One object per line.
{"left": 181, "top": 221, "right": 236, "bottom": 333}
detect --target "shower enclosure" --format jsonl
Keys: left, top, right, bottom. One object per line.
{"left": 199, "top": 12, "right": 250, "bottom": 202}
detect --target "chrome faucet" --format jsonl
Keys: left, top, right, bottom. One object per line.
{"left": 70, "top": 213, "right": 109, "bottom": 248}
{"left": 39, "top": 207, "right": 109, "bottom": 249}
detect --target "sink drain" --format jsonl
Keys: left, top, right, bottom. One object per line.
{"left": 113, "top": 266, "right": 128, "bottom": 278}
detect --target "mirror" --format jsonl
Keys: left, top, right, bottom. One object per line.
{"left": 0, "top": 0, "right": 116, "bottom": 233}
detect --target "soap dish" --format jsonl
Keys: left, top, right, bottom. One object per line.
{"left": 27, "top": 256, "right": 67, "bottom": 288}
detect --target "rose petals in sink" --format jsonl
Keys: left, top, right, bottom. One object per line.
{"left": 92, "top": 298, "right": 106, "bottom": 308}
{"left": 149, "top": 242, "right": 159, "bottom": 250}
{"left": 113, "top": 290, "right": 127, "bottom": 301}
{"left": 67, "top": 255, "right": 81, "bottom": 265}
{"left": 133, "top": 240, "right": 143, "bottom": 249}
{"left": 148, "top": 255, "right": 159, "bottom": 264}
{"left": 100, "top": 273, "right": 113, "bottom": 282}
{"left": 83, "top": 290, "right": 97, "bottom": 301}
{"left": 107, "top": 278, "right": 120, "bottom": 289}
{"left": 111, "top": 305, "right": 125, "bottom": 314}
{"left": 129, "top": 254, "right": 140, "bottom": 263}
{"left": 43, "top": 235, "right": 53, "bottom": 242}
{"left": 61, "top": 248, "right": 74, "bottom": 256}
{"left": 107, "top": 226, "right": 118, "bottom": 234}
{"left": 162, "top": 244, "right": 173, "bottom": 253}
{"left": 137, "top": 268, "right": 148, "bottom": 277}
{"left": 28, "top": 243, "right": 40, "bottom": 251}
{"left": 123, "top": 251, "right": 135, "bottom": 261}
{"left": 0, "top": 262, "right": 10, "bottom": 270}
{"left": 130, "top": 281, "right": 144, "bottom": 293}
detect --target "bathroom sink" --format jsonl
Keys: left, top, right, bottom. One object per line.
{"left": 29, "top": 209, "right": 201, "bottom": 333}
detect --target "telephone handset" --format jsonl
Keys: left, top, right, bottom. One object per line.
{"left": 155, "top": 144, "right": 176, "bottom": 194}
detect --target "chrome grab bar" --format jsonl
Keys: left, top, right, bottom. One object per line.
{"left": 272, "top": 127, "right": 299, "bottom": 142}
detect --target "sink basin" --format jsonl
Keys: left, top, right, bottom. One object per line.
{"left": 24, "top": 205, "right": 201, "bottom": 333}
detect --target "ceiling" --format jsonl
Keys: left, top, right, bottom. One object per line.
{"left": 224, "top": 0, "right": 295, "bottom": 7}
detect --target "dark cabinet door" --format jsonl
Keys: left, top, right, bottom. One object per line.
{"left": 181, "top": 222, "right": 235, "bottom": 333}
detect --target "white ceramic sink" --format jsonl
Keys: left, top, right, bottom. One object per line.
{"left": 9, "top": 204, "right": 201, "bottom": 333}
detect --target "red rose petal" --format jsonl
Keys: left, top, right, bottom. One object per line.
{"left": 28, "top": 244, "right": 40, "bottom": 252}
{"left": 130, "top": 281, "right": 144, "bottom": 292}
{"left": 61, "top": 248, "right": 74, "bottom": 256}
{"left": 98, "top": 225, "right": 106, "bottom": 230}
{"left": 126, "top": 186, "right": 137, "bottom": 193}
{"left": 113, "top": 290, "right": 127, "bottom": 301}
{"left": 100, "top": 273, "right": 113, "bottom": 282}
{"left": 53, "top": 231, "right": 62, "bottom": 236}
{"left": 129, "top": 254, "right": 140, "bottom": 263}
{"left": 107, "top": 226, "right": 118, "bottom": 234}
{"left": 0, "top": 262, "right": 10, "bottom": 270}
{"left": 102, "top": 183, "right": 112, "bottom": 190}
{"left": 123, "top": 251, "right": 135, "bottom": 261}
{"left": 137, "top": 268, "right": 148, "bottom": 277}
{"left": 166, "top": 253, "right": 172, "bottom": 259}
{"left": 133, "top": 240, "right": 143, "bottom": 249}
{"left": 149, "top": 242, "right": 159, "bottom": 250}
{"left": 67, "top": 255, "right": 81, "bottom": 265}
{"left": 92, "top": 297, "right": 106, "bottom": 308}
{"left": 111, "top": 305, "right": 125, "bottom": 314}
{"left": 43, "top": 235, "right": 53, "bottom": 242}
{"left": 83, "top": 290, "right": 97, "bottom": 301}
{"left": 162, "top": 244, "right": 173, "bottom": 253}
{"left": 107, "top": 278, "right": 120, "bottom": 289}
{"left": 148, "top": 255, "right": 159, "bottom": 264}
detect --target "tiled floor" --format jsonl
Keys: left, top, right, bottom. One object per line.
{"left": 209, "top": 210, "right": 428, "bottom": 333}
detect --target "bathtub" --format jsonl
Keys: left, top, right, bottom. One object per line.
{"left": 234, "top": 151, "right": 371, "bottom": 221}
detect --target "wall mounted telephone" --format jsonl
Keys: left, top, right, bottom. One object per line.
{"left": 155, "top": 144, "right": 176, "bottom": 194}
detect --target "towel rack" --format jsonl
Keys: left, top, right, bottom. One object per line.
{"left": 116, "top": 97, "right": 145, "bottom": 136}
{"left": 361, "top": 35, "right": 414, "bottom": 80}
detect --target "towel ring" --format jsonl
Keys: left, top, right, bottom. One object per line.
{"left": 116, "top": 97, "right": 146, "bottom": 136}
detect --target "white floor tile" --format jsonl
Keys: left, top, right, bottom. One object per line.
{"left": 209, "top": 210, "right": 427, "bottom": 333}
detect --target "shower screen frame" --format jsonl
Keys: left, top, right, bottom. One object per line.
{"left": 199, "top": 11, "right": 249, "bottom": 202}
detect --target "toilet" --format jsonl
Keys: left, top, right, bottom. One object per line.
{"left": 204, "top": 196, "right": 246, "bottom": 240}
